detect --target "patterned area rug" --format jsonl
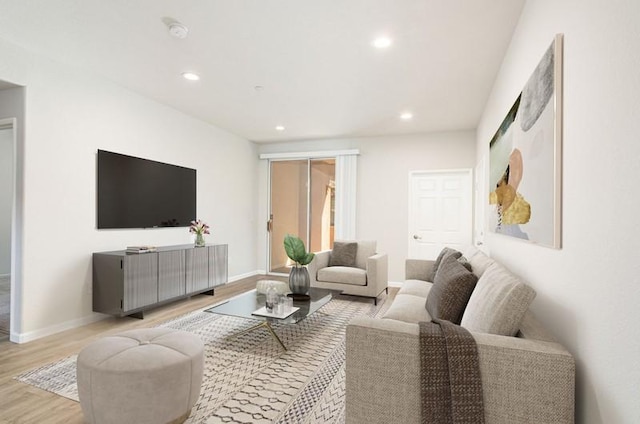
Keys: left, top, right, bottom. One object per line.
{"left": 15, "top": 294, "right": 389, "bottom": 423}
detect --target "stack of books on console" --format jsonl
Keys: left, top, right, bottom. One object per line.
{"left": 126, "top": 246, "right": 157, "bottom": 254}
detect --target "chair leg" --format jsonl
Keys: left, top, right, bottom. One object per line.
{"left": 374, "top": 297, "right": 377, "bottom": 306}
{"left": 385, "top": 287, "right": 389, "bottom": 294}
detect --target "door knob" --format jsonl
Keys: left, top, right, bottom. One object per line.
{"left": 413, "top": 234, "right": 422, "bottom": 240}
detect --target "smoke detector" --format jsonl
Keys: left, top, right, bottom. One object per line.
{"left": 168, "top": 22, "right": 189, "bottom": 39}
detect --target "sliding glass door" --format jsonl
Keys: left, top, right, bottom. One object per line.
{"left": 269, "top": 160, "right": 309, "bottom": 274}
{"left": 268, "top": 159, "right": 335, "bottom": 274}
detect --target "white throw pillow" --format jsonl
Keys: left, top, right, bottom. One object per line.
{"left": 460, "top": 263, "right": 536, "bottom": 336}
{"left": 467, "top": 251, "right": 495, "bottom": 278}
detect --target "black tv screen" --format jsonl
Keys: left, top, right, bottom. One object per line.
{"left": 97, "top": 150, "right": 196, "bottom": 229}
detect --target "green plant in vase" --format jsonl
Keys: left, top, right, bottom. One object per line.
{"left": 284, "top": 234, "right": 315, "bottom": 295}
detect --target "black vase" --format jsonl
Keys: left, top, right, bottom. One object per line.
{"left": 289, "top": 266, "right": 310, "bottom": 295}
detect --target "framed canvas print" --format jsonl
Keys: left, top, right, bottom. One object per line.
{"left": 488, "top": 34, "right": 563, "bottom": 248}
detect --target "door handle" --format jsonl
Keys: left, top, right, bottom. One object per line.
{"left": 267, "top": 214, "right": 273, "bottom": 233}
{"left": 413, "top": 234, "right": 422, "bottom": 240}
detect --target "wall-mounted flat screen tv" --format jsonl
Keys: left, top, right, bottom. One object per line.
{"left": 97, "top": 150, "right": 196, "bottom": 229}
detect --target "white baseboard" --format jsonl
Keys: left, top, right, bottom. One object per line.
{"left": 228, "top": 270, "right": 262, "bottom": 283}
{"left": 11, "top": 312, "right": 109, "bottom": 344}
{"left": 388, "top": 280, "right": 403, "bottom": 288}
{"left": 10, "top": 269, "right": 279, "bottom": 344}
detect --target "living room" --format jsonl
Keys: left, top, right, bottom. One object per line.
{"left": 0, "top": 1, "right": 639, "bottom": 423}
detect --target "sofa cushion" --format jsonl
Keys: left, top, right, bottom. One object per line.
{"left": 461, "top": 263, "right": 536, "bottom": 336}
{"left": 398, "top": 280, "right": 433, "bottom": 298}
{"left": 405, "top": 259, "right": 434, "bottom": 281}
{"left": 468, "top": 251, "right": 495, "bottom": 278}
{"left": 329, "top": 241, "right": 358, "bottom": 267}
{"left": 382, "top": 294, "right": 432, "bottom": 324}
{"left": 428, "top": 247, "right": 462, "bottom": 282}
{"left": 317, "top": 266, "right": 367, "bottom": 286}
{"left": 426, "top": 254, "right": 478, "bottom": 324}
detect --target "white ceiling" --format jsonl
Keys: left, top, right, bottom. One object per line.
{"left": 0, "top": 0, "right": 525, "bottom": 143}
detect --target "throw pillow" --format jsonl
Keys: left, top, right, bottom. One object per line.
{"left": 460, "top": 263, "right": 536, "bottom": 336}
{"left": 457, "top": 256, "right": 473, "bottom": 272}
{"left": 425, "top": 254, "right": 479, "bottom": 324}
{"left": 428, "top": 247, "right": 463, "bottom": 282}
{"left": 468, "top": 251, "right": 494, "bottom": 278}
{"left": 329, "top": 241, "right": 358, "bottom": 267}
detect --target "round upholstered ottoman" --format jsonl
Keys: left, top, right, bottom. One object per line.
{"left": 77, "top": 328, "right": 204, "bottom": 424}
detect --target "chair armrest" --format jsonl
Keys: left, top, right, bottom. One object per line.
{"left": 366, "top": 253, "right": 388, "bottom": 292}
{"left": 346, "top": 317, "right": 575, "bottom": 424}
{"left": 405, "top": 259, "right": 435, "bottom": 281}
{"left": 307, "top": 250, "right": 330, "bottom": 284}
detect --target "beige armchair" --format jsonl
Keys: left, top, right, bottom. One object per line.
{"left": 307, "top": 240, "right": 388, "bottom": 304}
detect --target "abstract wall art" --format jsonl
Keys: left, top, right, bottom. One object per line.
{"left": 489, "top": 34, "right": 563, "bottom": 248}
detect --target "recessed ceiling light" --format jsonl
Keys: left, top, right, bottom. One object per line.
{"left": 182, "top": 72, "right": 200, "bottom": 81}
{"left": 372, "top": 36, "right": 392, "bottom": 49}
{"left": 275, "top": 125, "right": 285, "bottom": 131}
{"left": 400, "top": 112, "right": 413, "bottom": 121}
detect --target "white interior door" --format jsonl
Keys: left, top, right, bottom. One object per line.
{"left": 408, "top": 169, "right": 473, "bottom": 259}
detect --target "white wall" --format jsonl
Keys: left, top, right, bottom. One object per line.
{"left": 476, "top": 1, "right": 640, "bottom": 422}
{"left": 0, "top": 37, "right": 259, "bottom": 342}
{"left": 257, "top": 131, "right": 476, "bottom": 281}
{"left": 0, "top": 128, "right": 11, "bottom": 275}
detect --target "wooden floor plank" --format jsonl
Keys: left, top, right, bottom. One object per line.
{"left": 0, "top": 275, "right": 281, "bottom": 424}
{"left": 0, "top": 275, "right": 396, "bottom": 424}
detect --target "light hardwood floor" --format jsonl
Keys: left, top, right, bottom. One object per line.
{"left": 0, "top": 275, "right": 286, "bottom": 424}
{"left": 0, "top": 276, "right": 397, "bottom": 424}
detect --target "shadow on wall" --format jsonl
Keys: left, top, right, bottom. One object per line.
{"left": 576, "top": 367, "right": 604, "bottom": 424}
{"left": 534, "top": 292, "right": 605, "bottom": 424}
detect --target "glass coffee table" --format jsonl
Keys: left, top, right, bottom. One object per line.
{"left": 204, "top": 287, "right": 341, "bottom": 350}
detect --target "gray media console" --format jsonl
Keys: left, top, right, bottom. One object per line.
{"left": 93, "top": 244, "right": 228, "bottom": 318}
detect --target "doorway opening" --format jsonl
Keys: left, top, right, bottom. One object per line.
{"left": 0, "top": 121, "right": 14, "bottom": 335}
{"left": 268, "top": 159, "right": 336, "bottom": 274}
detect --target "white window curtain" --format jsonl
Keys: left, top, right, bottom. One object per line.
{"left": 334, "top": 154, "right": 357, "bottom": 240}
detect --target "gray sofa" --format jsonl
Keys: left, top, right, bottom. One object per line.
{"left": 345, "top": 247, "right": 575, "bottom": 424}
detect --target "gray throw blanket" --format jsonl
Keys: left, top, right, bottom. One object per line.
{"left": 419, "top": 319, "right": 485, "bottom": 424}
